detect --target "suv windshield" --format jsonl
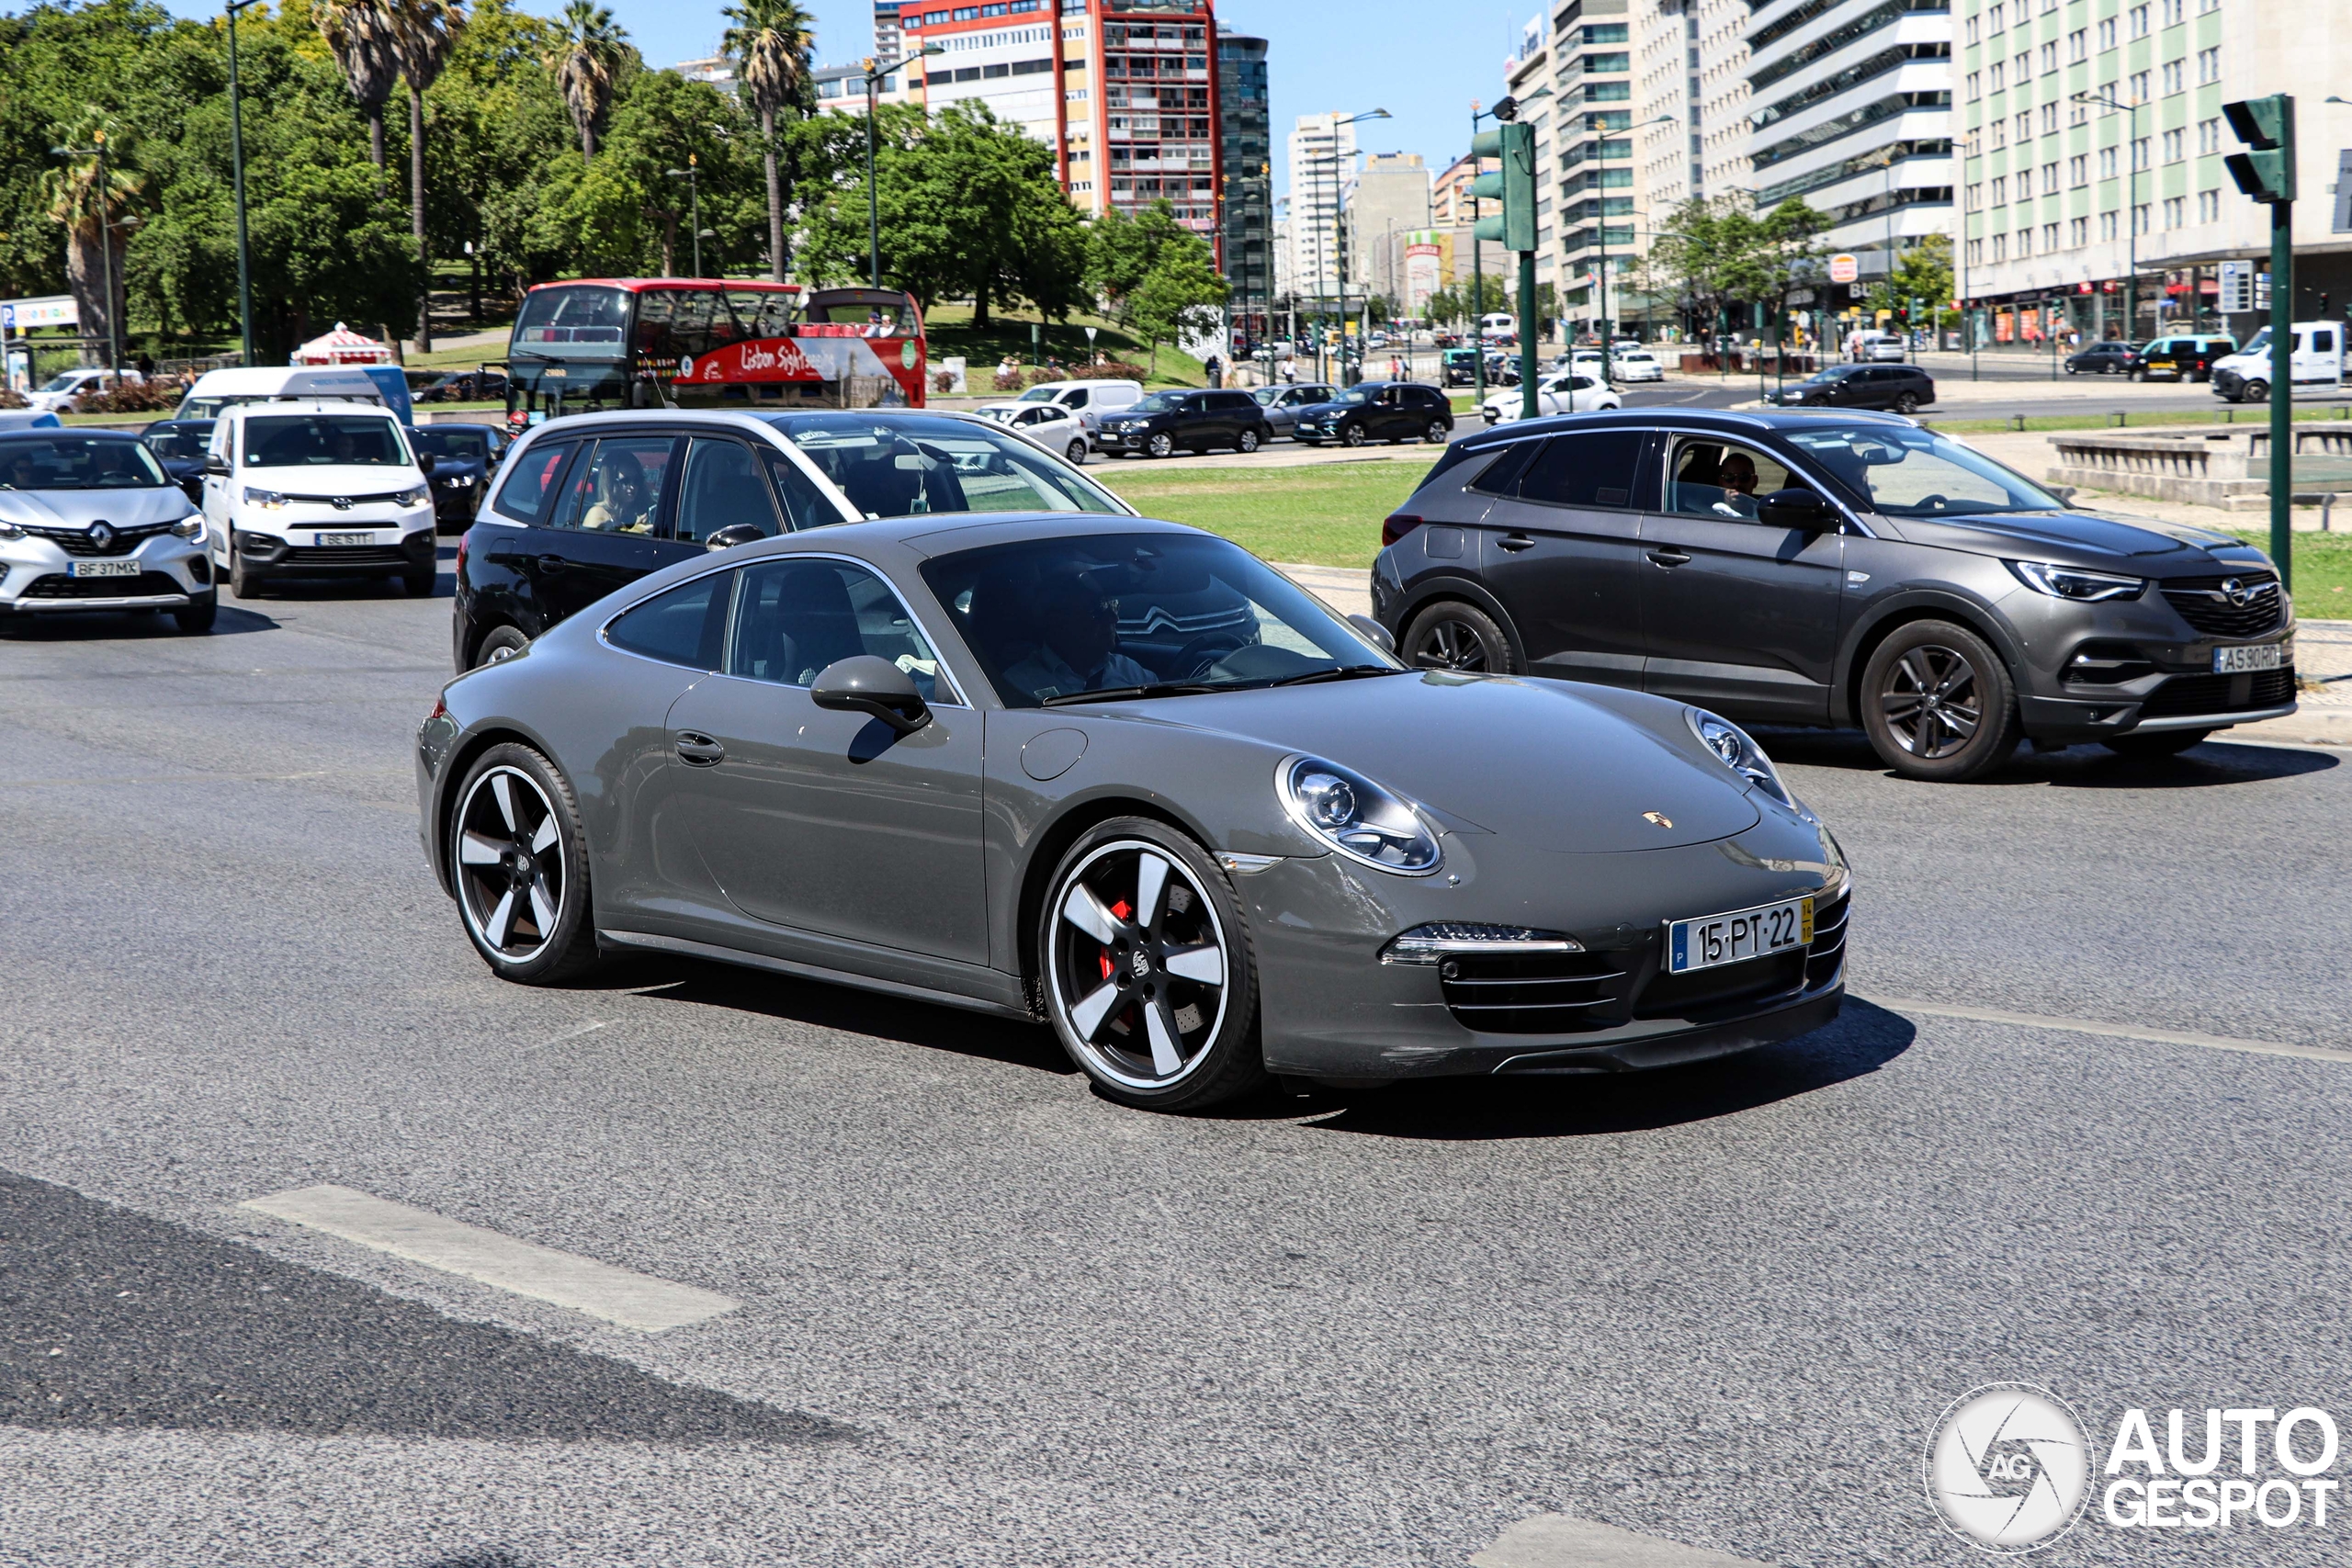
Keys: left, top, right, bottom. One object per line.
{"left": 763, "top": 413, "right": 1125, "bottom": 519}
{"left": 1129, "top": 392, "right": 1183, "bottom": 413}
{"left": 243, "top": 415, "right": 411, "bottom": 468}
{"left": 920, "top": 532, "right": 1396, "bottom": 707}
{"left": 0, "top": 435, "right": 169, "bottom": 490}
{"left": 411, "top": 428, "right": 492, "bottom": 461}
{"left": 1784, "top": 425, "right": 2064, "bottom": 517}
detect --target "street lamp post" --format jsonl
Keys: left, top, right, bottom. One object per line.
{"left": 864, "top": 47, "right": 943, "bottom": 289}
{"left": 54, "top": 134, "right": 121, "bottom": 375}
{"left": 1311, "top": 109, "right": 1389, "bottom": 385}
{"left": 664, "top": 158, "right": 705, "bottom": 275}
{"left": 2074, "top": 87, "right": 2143, "bottom": 344}
{"left": 226, "top": 0, "right": 260, "bottom": 365}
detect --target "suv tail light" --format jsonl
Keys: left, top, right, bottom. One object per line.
{"left": 1380, "top": 513, "right": 1423, "bottom": 548}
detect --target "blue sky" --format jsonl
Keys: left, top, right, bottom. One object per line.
{"left": 131, "top": 0, "right": 1537, "bottom": 202}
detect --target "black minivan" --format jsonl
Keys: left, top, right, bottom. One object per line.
{"left": 450, "top": 409, "right": 1129, "bottom": 669}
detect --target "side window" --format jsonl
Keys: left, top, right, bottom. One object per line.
{"left": 491, "top": 439, "right": 577, "bottom": 525}
{"left": 762, "top": 449, "right": 845, "bottom": 531}
{"left": 556, "top": 435, "right": 675, "bottom": 534}
{"left": 725, "top": 557, "right": 945, "bottom": 702}
{"left": 1465, "top": 439, "right": 1543, "bottom": 497}
{"left": 673, "top": 437, "right": 782, "bottom": 544}
{"left": 1058, "top": 389, "right": 1090, "bottom": 408}
{"left": 1667, "top": 439, "right": 1795, "bottom": 523}
{"left": 604, "top": 570, "right": 729, "bottom": 669}
{"left": 2312, "top": 331, "right": 2336, "bottom": 355}
{"left": 1518, "top": 429, "right": 1651, "bottom": 509}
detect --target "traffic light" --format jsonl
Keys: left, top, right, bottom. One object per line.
{"left": 2222, "top": 96, "right": 2296, "bottom": 203}
{"left": 1469, "top": 123, "right": 1537, "bottom": 252}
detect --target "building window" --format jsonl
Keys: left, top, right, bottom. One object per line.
{"left": 2041, "top": 103, "right": 2059, "bottom": 134}
{"left": 1965, "top": 71, "right": 1982, "bottom": 101}
{"left": 2069, "top": 153, "right": 2088, "bottom": 186}
{"left": 2196, "top": 47, "right": 2220, "bottom": 83}
{"left": 2197, "top": 118, "right": 2219, "bottom": 153}
{"left": 1991, "top": 117, "right": 2007, "bottom": 149}
{"left": 2043, "top": 160, "right": 2060, "bottom": 192}
{"left": 2162, "top": 0, "right": 2182, "bottom": 20}
{"left": 2017, "top": 228, "right": 2032, "bottom": 257}
{"left": 1968, "top": 238, "right": 1984, "bottom": 265}
{"left": 1988, "top": 2, "right": 2005, "bottom": 31}
{"left": 2069, "top": 216, "right": 2088, "bottom": 246}
{"left": 2041, "top": 41, "right": 2057, "bottom": 73}
{"left": 2018, "top": 168, "right": 2032, "bottom": 199}
{"left": 2067, "top": 28, "right": 2086, "bottom": 62}
{"left": 2098, "top": 145, "right": 2117, "bottom": 179}
{"left": 2129, "top": 4, "right": 2149, "bottom": 37}
{"left": 2132, "top": 203, "right": 2150, "bottom": 234}
{"left": 2160, "top": 60, "right": 2182, "bottom": 95}
{"left": 1989, "top": 62, "right": 2005, "bottom": 91}
{"left": 2197, "top": 0, "right": 2217, "bottom": 12}
{"left": 2014, "top": 111, "right": 2031, "bottom": 141}
{"left": 1992, "top": 233, "right": 2008, "bottom": 261}
{"left": 2128, "top": 70, "right": 2150, "bottom": 102}
{"left": 2161, "top": 128, "right": 2182, "bottom": 162}
{"left": 1966, "top": 15, "right": 1980, "bottom": 43}
{"left": 2197, "top": 188, "right": 2219, "bottom": 221}
{"left": 2042, "top": 221, "right": 2060, "bottom": 252}
{"left": 2100, "top": 210, "right": 2119, "bottom": 240}
{"left": 2162, "top": 196, "right": 2185, "bottom": 228}
{"left": 2132, "top": 136, "right": 2150, "bottom": 171}
{"left": 2013, "top": 51, "right": 2031, "bottom": 82}
{"left": 2097, "top": 17, "right": 2117, "bottom": 49}
{"left": 1966, "top": 181, "right": 1983, "bottom": 210}
{"left": 1991, "top": 174, "right": 2008, "bottom": 205}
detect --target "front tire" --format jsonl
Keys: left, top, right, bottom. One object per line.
{"left": 1039, "top": 819, "right": 1263, "bottom": 1111}
{"left": 1237, "top": 426, "right": 1261, "bottom": 453}
{"left": 1860, "top": 619, "right": 2021, "bottom": 783}
{"left": 1402, "top": 600, "right": 1516, "bottom": 673}
{"left": 401, "top": 565, "right": 436, "bottom": 597}
{"left": 1340, "top": 423, "right": 1367, "bottom": 447}
{"left": 2104, "top": 728, "right": 2211, "bottom": 759}
{"left": 1893, "top": 390, "right": 1920, "bottom": 414}
{"left": 1424, "top": 419, "right": 1450, "bottom": 444}
{"left": 1146, "top": 433, "right": 1173, "bottom": 458}
{"left": 174, "top": 592, "right": 217, "bottom": 634}
{"left": 2243, "top": 379, "right": 2270, "bottom": 402}
{"left": 450, "top": 743, "right": 600, "bottom": 985}
{"left": 228, "top": 535, "right": 263, "bottom": 599}
{"left": 1066, "top": 439, "right": 1088, "bottom": 466}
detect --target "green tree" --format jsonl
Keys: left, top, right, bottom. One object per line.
{"left": 40, "top": 107, "right": 143, "bottom": 356}
{"left": 721, "top": 0, "right": 813, "bottom": 282}
{"left": 546, "top": 0, "right": 625, "bottom": 164}
{"left": 1873, "top": 231, "right": 1953, "bottom": 331}
{"left": 1125, "top": 232, "right": 1227, "bottom": 375}
{"left": 315, "top": 0, "right": 401, "bottom": 175}
{"left": 1085, "top": 197, "right": 1189, "bottom": 318}
{"left": 391, "top": 0, "right": 464, "bottom": 349}
{"left": 598, "top": 72, "right": 754, "bottom": 275}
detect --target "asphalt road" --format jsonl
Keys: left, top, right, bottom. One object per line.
{"left": 6, "top": 567, "right": 2352, "bottom": 1567}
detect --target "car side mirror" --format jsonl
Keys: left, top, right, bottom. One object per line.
{"left": 810, "top": 655, "right": 931, "bottom": 736}
{"left": 202, "top": 456, "right": 230, "bottom": 477}
{"left": 703, "top": 524, "right": 767, "bottom": 552}
{"left": 1759, "top": 488, "right": 1837, "bottom": 531}
{"left": 1347, "top": 614, "right": 1396, "bottom": 654}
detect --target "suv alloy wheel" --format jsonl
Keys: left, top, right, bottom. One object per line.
{"left": 1860, "top": 619, "right": 2021, "bottom": 782}
{"left": 1402, "top": 601, "right": 1515, "bottom": 673}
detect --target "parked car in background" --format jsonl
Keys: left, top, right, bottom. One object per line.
{"left": 1441, "top": 348, "right": 1481, "bottom": 386}
{"left": 1006, "top": 378, "right": 1145, "bottom": 447}
{"left": 450, "top": 408, "right": 1131, "bottom": 670}
{"left": 24, "top": 367, "right": 142, "bottom": 414}
{"left": 0, "top": 429, "right": 215, "bottom": 634}
{"left": 413, "top": 368, "right": 511, "bottom": 404}
{"left": 1481, "top": 372, "right": 1622, "bottom": 424}
{"left": 2064, "top": 340, "right": 2143, "bottom": 376}
{"left": 2132, "top": 333, "right": 2235, "bottom": 384}
{"left": 2211, "top": 322, "right": 2345, "bottom": 402}
{"left": 1251, "top": 381, "right": 1340, "bottom": 438}
{"left": 141, "top": 418, "right": 217, "bottom": 503}
{"left": 1373, "top": 411, "right": 2295, "bottom": 782}
{"left": 1095, "top": 389, "right": 1272, "bottom": 457}
{"left": 1292, "top": 382, "right": 1455, "bottom": 447}
{"left": 979, "top": 400, "right": 1092, "bottom": 466}
{"left": 1764, "top": 363, "right": 1935, "bottom": 414}
{"left": 199, "top": 400, "right": 440, "bottom": 599}
{"left": 408, "top": 423, "right": 509, "bottom": 530}
{"left": 1846, "top": 331, "right": 1907, "bottom": 363}
{"left": 1611, "top": 349, "right": 1667, "bottom": 382}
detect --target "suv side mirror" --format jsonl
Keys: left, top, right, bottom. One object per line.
{"left": 1759, "top": 487, "right": 1837, "bottom": 531}
{"left": 810, "top": 655, "right": 932, "bottom": 736}
{"left": 202, "top": 455, "right": 231, "bottom": 477}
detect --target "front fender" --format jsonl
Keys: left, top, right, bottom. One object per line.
{"left": 1832, "top": 582, "right": 2031, "bottom": 726}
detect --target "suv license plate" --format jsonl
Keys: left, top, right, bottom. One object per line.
{"left": 1668, "top": 896, "right": 1814, "bottom": 975}
{"left": 68, "top": 558, "right": 140, "bottom": 578}
{"left": 320, "top": 532, "right": 373, "bottom": 547}
{"left": 2214, "top": 643, "right": 2285, "bottom": 674}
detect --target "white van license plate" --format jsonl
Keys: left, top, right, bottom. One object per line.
{"left": 1668, "top": 896, "right": 1814, "bottom": 975}
{"left": 68, "top": 558, "right": 140, "bottom": 578}
{"left": 2213, "top": 643, "right": 2285, "bottom": 674}
{"left": 319, "top": 532, "right": 373, "bottom": 547}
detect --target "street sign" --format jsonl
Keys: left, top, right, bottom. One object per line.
{"left": 1828, "top": 254, "right": 1860, "bottom": 285}
{"left": 2218, "top": 260, "right": 2253, "bottom": 313}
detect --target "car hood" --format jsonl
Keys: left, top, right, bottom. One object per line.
{"left": 0, "top": 484, "right": 191, "bottom": 527}
{"left": 1881, "top": 508, "right": 2253, "bottom": 567}
{"left": 1119, "top": 671, "right": 1763, "bottom": 852}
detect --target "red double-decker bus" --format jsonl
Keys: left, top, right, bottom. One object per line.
{"left": 503, "top": 279, "right": 925, "bottom": 428}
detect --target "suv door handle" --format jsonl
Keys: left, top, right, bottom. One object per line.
{"left": 537, "top": 554, "right": 571, "bottom": 572}
{"left": 1497, "top": 532, "right": 1537, "bottom": 552}
{"left": 674, "top": 732, "right": 725, "bottom": 766}
{"left": 1646, "top": 548, "right": 1692, "bottom": 568}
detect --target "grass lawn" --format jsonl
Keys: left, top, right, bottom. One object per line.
{"left": 2227, "top": 528, "right": 2352, "bottom": 613}
{"left": 1099, "top": 457, "right": 1432, "bottom": 570}
{"left": 922, "top": 302, "right": 1206, "bottom": 389}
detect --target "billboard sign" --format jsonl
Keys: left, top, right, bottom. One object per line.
{"left": 1828, "top": 254, "right": 1860, "bottom": 285}
{"left": 1404, "top": 230, "right": 1442, "bottom": 317}
{"left": 0, "top": 295, "right": 77, "bottom": 334}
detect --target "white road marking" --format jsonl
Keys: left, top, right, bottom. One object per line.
{"left": 519, "top": 1020, "right": 609, "bottom": 1053}
{"left": 1870, "top": 996, "right": 2352, "bottom": 1066}
{"left": 238, "top": 1184, "right": 738, "bottom": 1333}
{"left": 1471, "top": 1514, "right": 1770, "bottom": 1567}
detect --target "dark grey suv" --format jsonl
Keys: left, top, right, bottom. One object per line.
{"left": 1372, "top": 410, "right": 2297, "bottom": 781}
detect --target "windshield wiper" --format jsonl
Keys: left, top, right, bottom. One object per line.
{"left": 1041, "top": 682, "right": 1226, "bottom": 706}
{"left": 1250, "top": 665, "right": 1407, "bottom": 689}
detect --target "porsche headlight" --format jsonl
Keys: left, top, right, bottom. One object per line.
{"left": 243, "top": 487, "right": 288, "bottom": 510}
{"left": 1688, "top": 708, "right": 1795, "bottom": 808}
{"left": 1278, "top": 755, "right": 1442, "bottom": 874}
{"left": 2007, "top": 559, "right": 2144, "bottom": 602}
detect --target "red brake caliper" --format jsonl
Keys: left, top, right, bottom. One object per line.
{"left": 1100, "top": 897, "right": 1134, "bottom": 980}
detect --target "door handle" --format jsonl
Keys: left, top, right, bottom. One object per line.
{"left": 1646, "top": 548, "right": 1693, "bottom": 568}
{"left": 1497, "top": 532, "right": 1537, "bottom": 552}
{"left": 674, "top": 732, "right": 725, "bottom": 766}
{"left": 537, "top": 555, "right": 571, "bottom": 572}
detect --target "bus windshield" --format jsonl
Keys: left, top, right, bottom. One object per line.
{"left": 512, "top": 286, "right": 631, "bottom": 357}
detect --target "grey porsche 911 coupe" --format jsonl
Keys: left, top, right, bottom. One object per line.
{"left": 415, "top": 514, "right": 1851, "bottom": 1111}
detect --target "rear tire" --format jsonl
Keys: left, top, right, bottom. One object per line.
{"left": 2244, "top": 379, "right": 2270, "bottom": 402}
{"left": 1066, "top": 439, "right": 1088, "bottom": 466}
{"left": 2104, "top": 728, "right": 2211, "bottom": 759}
{"left": 1402, "top": 600, "right": 1516, "bottom": 674}
{"left": 1893, "top": 391, "right": 1920, "bottom": 414}
{"left": 473, "top": 623, "right": 531, "bottom": 668}
{"left": 1424, "top": 420, "right": 1450, "bottom": 444}
{"left": 1860, "top": 619, "right": 2021, "bottom": 783}
{"left": 449, "top": 742, "right": 601, "bottom": 986}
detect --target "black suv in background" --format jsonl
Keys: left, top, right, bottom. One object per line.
{"left": 1094, "top": 389, "right": 1273, "bottom": 457}
{"left": 408, "top": 422, "right": 511, "bottom": 531}
{"left": 1762, "top": 364, "right": 1935, "bottom": 413}
{"left": 1373, "top": 410, "right": 2295, "bottom": 781}
{"left": 1291, "top": 381, "right": 1456, "bottom": 446}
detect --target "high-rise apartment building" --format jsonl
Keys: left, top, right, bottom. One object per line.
{"left": 1634, "top": 0, "right": 1705, "bottom": 210}
{"left": 1345, "top": 153, "right": 1432, "bottom": 310}
{"left": 874, "top": 0, "right": 905, "bottom": 61}
{"left": 1957, "top": 0, "right": 2352, "bottom": 342}
{"left": 1216, "top": 30, "right": 1272, "bottom": 328}
{"left": 1285, "top": 112, "right": 1359, "bottom": 303}
{"left": 1551, "top": 0, "right": 1636, "bottom": 324}
{"left": 1693, "top": 0, "right": 1753, "bottom": 196}
{"left": 899, "top": 0, "right": 1222, "bottom": 241}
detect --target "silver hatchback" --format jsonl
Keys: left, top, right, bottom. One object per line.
{"left": 0, "top": 431, "right": 216, "bottom": 634}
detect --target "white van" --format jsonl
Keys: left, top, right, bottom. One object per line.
{"left": 26, "top": 367, "right": 142, "bottom": 414}
{"left": 177, "top": 366, "right": 413, "bottom": 424}
{"left": 2210, "top": 321, "right": 2346, "bottom": 402}
{"left": 199, "top": 400, "right": 439, "bottom": 598}
{"left": 1479, "top": 312, "right": 1517, "bottom": 343}
{"left": 1008, "top": 378, "right": 1144, "bottom": 447}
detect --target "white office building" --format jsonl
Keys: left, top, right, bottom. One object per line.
{"left": 1286, "top": 112, "right": 1360, "bottom": 303}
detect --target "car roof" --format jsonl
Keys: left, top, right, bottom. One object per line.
{"left": 1444, "top": 406, "right": 1916, "bottom": 451}
{"left": 0, "top": 426, "right": 144, "bottom": 443}
{"left": 228, "top": 400, "right": 403, "bottom": 419}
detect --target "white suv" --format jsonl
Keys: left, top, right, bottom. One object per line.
{"left": 200, "top": 400, "right": 439, "bottom": 598}
{"left": 0, "top": 429, "right": 214, "bottom": 633}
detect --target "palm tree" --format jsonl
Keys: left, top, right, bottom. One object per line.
{"left": 316, "top": 0, "right": 401, "bottom": 176}
{"left": 41, "top": 107, "right": 144, "bottom": 363}
{"left": 547, "top": 0, "right": 626, "bottom": 164}
{"left": 391, "top": 0, "right": 466, "bottom": 352}
{"left": 721, "top": 0, "right": 815, "bottom": 282}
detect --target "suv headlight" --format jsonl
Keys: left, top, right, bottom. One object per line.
{"left": 395, "top": 484, "right": 431, "bottom": 507}
{"left": 2007, "top": 560, "right": 2144, "bottom": 602}
{"left": 243, "top": 487, "right": 288, "bottom": 510}
{"left": 1278, "top": 755, "right": 1442, "bottom": 874}
{"left": 171, "top": 515, "right": 206, "bottom": 542}
{"left": 1687, "top": 708, "right": 1795, "bottom": 808}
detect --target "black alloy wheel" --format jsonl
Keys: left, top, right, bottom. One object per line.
{"left": 1341, "top": 423, "right": 1368, "bottom": 447}
{"left": 1860, "top": 619, "right": 2021, "bottom": 783}
{"left": 1893, "top": 390, "right": 1920, "bottom": 414}
{"left": 1402, "top": 601, "right": 1516, "bottom": 674}
{"left": 450, "top": 743, "right": 600, "bottom": 984}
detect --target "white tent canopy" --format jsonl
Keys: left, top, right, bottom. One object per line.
{"left": 291, "top": 322, "right": 393, "bottom": 367}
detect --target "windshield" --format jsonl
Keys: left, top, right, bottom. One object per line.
{"left": 243, "top": 415, "right": 411, "bottom": 468}
{"left": 37, "top": 372, "right": 87, "bottom": 393}
{"left": 1015, "top": 386, "right": 1058, "bottom": 402}
{"left": 142, "top": 424, "right": 212, "bottom": 460}
{"left": 1129, "top": 392, "right": 1183, "bottom": 413}
{"left": 1329, "top": 389, "right": 1374, "bottom": 405}
{"left": 511, "top": 285, "right": 631, "bottom": 358}
{"left": 763, "top": 413, "right": 1125, "bottom": 520}
{"left": 411, "top": 428, "right": 491, "bottom": 461}
{"left": 919, "top": 532, "right": 1396, "bottom": 708}
{"left": 1251, "top": 388, "right": 1281, "bottom": 404}
{"left": 1784, "top": 425, "right": 2064, "bottom": 517}
{"left": 0, "top": 435, "right": 169, "bottom": 489}
{"left": 2241, "top": 327, "right": 2270, "bottom": 355}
